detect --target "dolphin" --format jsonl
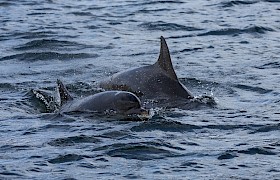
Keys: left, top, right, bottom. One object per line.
{"left": 98, "top": 36, "right": 197, "bottom": 109}
{"left": 54, "top": 80, "right": 149, "bottom": 119}
{"left": 31, "top": 80, "right": 149, "bottom": 119}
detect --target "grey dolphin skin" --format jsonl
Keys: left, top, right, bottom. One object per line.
{"left": 98, "top": 36, "right": 195, "bottom": 109}
{"left": 56, "top": 80, "right": 149, "bottom": 119}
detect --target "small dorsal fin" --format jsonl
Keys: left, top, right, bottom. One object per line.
{"left": 155, "top": 36, "right": 178, "bottom": 80}
{"left": 56, "top": 79, "right": 73, "bottom": 105}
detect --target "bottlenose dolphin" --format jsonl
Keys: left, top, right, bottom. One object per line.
{"left": 98, "top": 36, "right": 198, "bottom": 109}
{"left": 56, "top": 80, "right": 148, "bottom": 119}
{"left": 31, "top": 80, "right": 149, "bottom": 119}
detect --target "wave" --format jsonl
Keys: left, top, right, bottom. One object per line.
{"left": 218, "top": 146, "right": 277, "bottom": 160}
{"left": 0, "top": 144, "right": 31, "bottom": 152}
{"left": 263, "top": 0, "right": 280, "bottom": 2}
{"left": 13, "top": 39, "right": 112, "bottom": 52}
{"left": 0, "top": 52, "right": 97, "bottom": 61}
{"left": 238, "top": 147, "right": 277, "bottom": 155}
{"left": 0, "top": 2, "right": 15, "bottom": 7}
{"left": 170, "top": 25, "right": 274, "bottom": 38}
{"left": 0, "top": 171, "right": 24, "bottom": 179}
{"left": 220, "top": 0, "right": 259, "bottom": 8}
{"left": 69, "top": 12, "right": 94, "bottom": 16}
{"left": 233, "top": 84, "right": 273, "bottom": 94}
{"left": 131, "top": 120, "right": 202, "bottom": 132}
{"left": 255, "top": 62, "right": 280, "bottom": 69}
{"left": 126, "top": 1, "right": 185, "bottom": 7}
{"left": 14, "top": 31, "right": 57, "bottom": 40}
{"left": 94, "top": 141, "right": 184, "bottom": 161}
{"left": 137, "top": 8, "right": 172, "bottom": 13}
{"left": 48, "top": 154, "right": 84, "bottom": 164}
{"left": 48, "top": 135, "right": 100, "bottom": 147}
{"left": 197, "top": 26, "right": 274, "bottom": 36}
{"left": 249, "top": 123, "right": 280, "bottom": 133}
{"left": 217, "top": 151, "right": 238, "bottom": 160}
{"left": 139, "top": 21, "right": 202, "bottom": 31}
{"left": 181, "top": 77, "right": 273, "bottom": 96}
{"left": 14, "top": 39, "right": 85, "bottom": 51}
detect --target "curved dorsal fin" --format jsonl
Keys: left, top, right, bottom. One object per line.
{"left": 155, "top": 36, "right": 178, "bottom": 80}
{"left": 56, "top": 79, "right": 73, "bottom": 105}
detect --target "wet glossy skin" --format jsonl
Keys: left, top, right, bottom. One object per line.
{"left": 60, "top": 91, "right": 148, "bottom": 116}
{"left": 98, "top": 37, "right": 194, "bottom": 109}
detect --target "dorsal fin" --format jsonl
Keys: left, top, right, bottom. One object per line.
{"left": 56, "top": 79, "right": 73, "bottom": 105}
{"left": 155, "top": 36, "right": 178, "bottom": 80}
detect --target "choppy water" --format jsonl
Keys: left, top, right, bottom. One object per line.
{"left": 1, "top": 0, "right": 280, "bottom": 179}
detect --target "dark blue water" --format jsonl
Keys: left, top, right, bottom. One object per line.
{"left": 1, "top": 0, "right": 280, "bottom": 179}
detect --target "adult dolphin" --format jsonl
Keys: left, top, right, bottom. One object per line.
{"left": 98, "top": 36, "right": 199, "bottom": 109}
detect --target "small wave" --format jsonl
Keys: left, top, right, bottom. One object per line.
{"left": 233, "top": 84, "right": 272, "bottom": 94}
{"left": 107, "top": 145, "right": 172, "bottom": 160}
{"left": 218, "top": 146, "right": 277, "bottom": 160}
{"left": 48, "top": 135, "right": 100, "bottom": 147}
{"left": 48, "top": 154, "right": 84, "bottom": 164}
{"left": 255, "top": 62, "right": 280, "bottom": 69}
{"left": 238, "top": 147, "right": 277, "bottom": 155}
{"left": 220, "top": 0, "right": 258, "bottom": 8}
{"left": 0, "top": 52, "right": 97, "bottom": 61}
{"left": 85, "top": 25, "right": 100, "bottom": 29}
{"left": 269, "top": 141, "right": 280, "bottom": 147}
{"left": 102, "top": 141, "right": 182, "bottom": 160}
{"left": 0, "top": 83, "right": 17, "bottom": 90}
{"left": 14, "top": 39, "right": 85, "bottom": 51}
{"left": 0, "top": 2, "right": 15, "bottom": 7}
{"left": 197, "top": 26, "right": 274, "bottom": 37}
{"left": 42, "top": 123, "right": 72, "bottom": 130}
{"left": 263, "top": 0, "right": 280, "bottom": 2}
{"left": 131, "top": 120, "right": 201, "bottom": 132}
{"left": 139, "top": 21, "right": 202, "bottom": 31}
{"left": 14, "top": 31, "right": 57, "bottom": 40}
{"left": 249, "top": 123, "right": 280, "bottom": 134}
{"left": 217, "top": 151, "right": 238, "bottom": 160}
{"left": 135, "top": 1, "right": 184, "bottom": 6}
{"left": 0, "top": 145, "right": 31, "bottom": 152}
{"left": 27, "top": 12, "right": 52, "bottom": 16}
{"left": 0, "top": 171, "right": 24, "bottom": 179}
{"left": 70, "top": 12, "right": 94, "bottom": 16}
{"left": 179, "top": 47, "right": 204, "bottom": 53}
{"left": 137, "top": 8, "right": 171, "bottom": 13}
{"left": 99, "top": 130, "right": 129, "bottom": 139}
{"left": 169, "top": 25, "right": 274, "bottom": 39}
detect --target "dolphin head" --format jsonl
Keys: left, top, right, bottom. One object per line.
{"left": 113, "top": 91, "right": 149, "bottom": 118}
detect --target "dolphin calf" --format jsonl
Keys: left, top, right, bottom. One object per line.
{"left": 98, "top": 36, "right": 199, "bottom": 109}
{"left": 32, "top": 80, "right": 149, "bottom": 120}
{"left": 56, "top": 80, "right": 149, "bottom": 119}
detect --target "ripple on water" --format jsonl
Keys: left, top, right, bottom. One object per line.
{"left": 255, "top": 62, "right": 280, "bottom": 69}
{"left": 0, "top": 52, "right": 97, "bottom": 61}
{"left": 48, "top": 154, "right": 84, "bottom": 164}
{"left": 170, "top": 25, "right": 275, "bottom": 39}
{"left": 220, "top": 0, "right": 259, "bottom": 8}
{"left": 131, "top": 119, "right": 202, "bottom": 132}
{"left": 48, "top": 135, "right": 100, "bottom": 147}
{"left": 138, "top": 21, "right": 202, "bottom": 31}
{"left": 197, "top": 26, "right": 275, "bottom": 36}
{"left": 13, "top": 39, "right": 91, "bottom": 51}
{"left": 100, "top": 141, "right": 182, "bottom": 161}
{"left": 249, "top": 123, "right": 280, "bottom": 134}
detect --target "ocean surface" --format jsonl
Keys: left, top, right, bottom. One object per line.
{"left": 1, "top": 0, "right": 280, "bottom": 179}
